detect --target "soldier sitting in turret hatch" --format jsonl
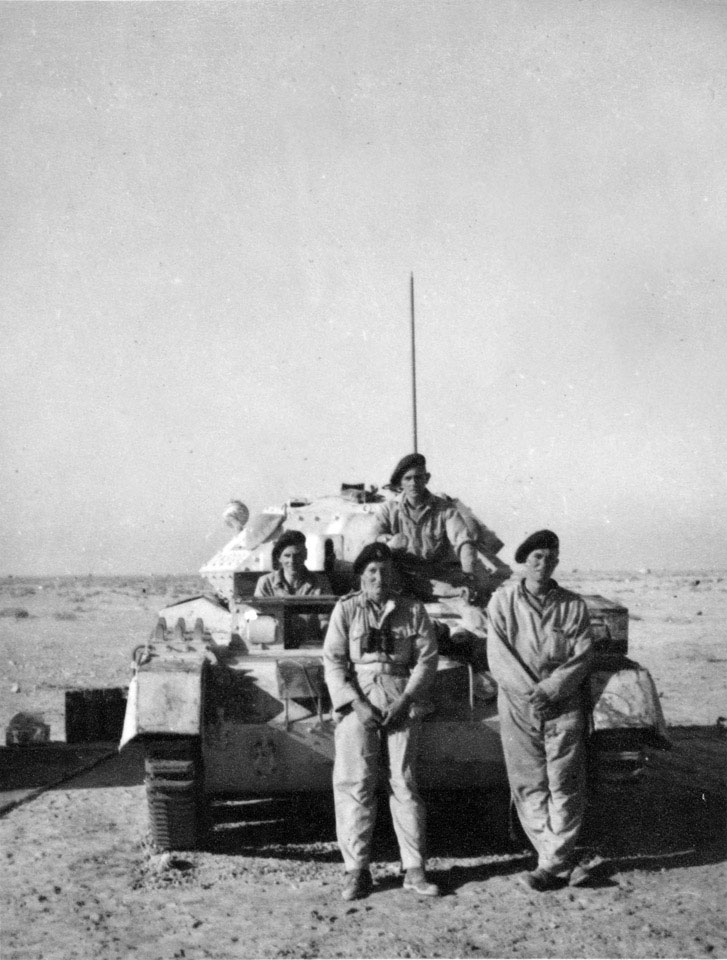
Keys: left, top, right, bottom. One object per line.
{"left": 369, "top": 453, "right": 489, "bottom": 646}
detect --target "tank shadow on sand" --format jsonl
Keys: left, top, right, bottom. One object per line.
{"left": 0, "top": 743, "right": 145, "bottom": 801}
{"left": 2, "top": 727, "right": 722, "bottom": 889}
{"left": 0, "top": 743, "right": 139, "bottom": 814}
{"left": 581, "top": 725, "right": 726, "bottom": 878}
{"left": 204, "top": 785, "right": 521, "bottom": 862}
{"left": 202, "top": 726, "right": 725, "bottom": 885}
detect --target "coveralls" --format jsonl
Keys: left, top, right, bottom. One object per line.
{"left": 371, "top": 491, "right": 487, "bottom": 638}
{"left": 486, "top": 579, "right": 594, "bottom": 876}
{"left": 323, "top": 590, "right": 438, "bottom": 873}
{"left": 254, "top": 568, "right": 332, "bottom": 645}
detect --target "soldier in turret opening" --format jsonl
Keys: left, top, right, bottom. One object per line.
{"left": 323, "top": 542, "right": 440, "bottom": 901}
{"left": 255, "top": 530, "right": 332, "bottom": 645}
{"left": 486, "top": 529, "right": 595, "bottom": 890}
{"left": 254, "top": 529, "right": 331, "bottom": 598}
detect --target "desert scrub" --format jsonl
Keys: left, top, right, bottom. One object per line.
{"left": 0, "top": 607, "right": 30, "bottom": 618}
{"left": 9, "top": 586, "right": 36, "bottom": 598}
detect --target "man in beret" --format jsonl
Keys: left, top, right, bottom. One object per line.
{"left": 254, "top": 529, "right": 331, "bottom": 598}
{"left": 254, "top": 530, "right": 332, "bottom": 645}
{"left": 486, "top": 530, "right": 595, "bottom": 890}
{"left": 370, "top": 453, "right": 488, "bottom": 639}
{"left": 323, "top": 542, "right": 440, "bottom": 901}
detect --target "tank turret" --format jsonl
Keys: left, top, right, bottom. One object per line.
{"left": 200, "top": 484, "right": 512, "bottom": 604}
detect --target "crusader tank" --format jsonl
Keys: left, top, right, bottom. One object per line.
{"left": 119, "top": 483, "right": 669, "bottom": 851}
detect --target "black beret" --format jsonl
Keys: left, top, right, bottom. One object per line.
{"left": 514, "top": 529, "right": 560, "bottom": 564}
{"left": 272, "top": 529, "right": 307, "bottom": 567}
{"left": 353, "top": 542, "right": 393, "bottom": 578}
{"left": 389, "top": 452, "right": 427, "bottom": 488}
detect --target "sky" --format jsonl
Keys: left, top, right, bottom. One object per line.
{"left": 1, "top": 0, "right": 726, "bottom": 576}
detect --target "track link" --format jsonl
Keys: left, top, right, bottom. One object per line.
{"left": 144, "top": 739, "right": 203, "bottom": 851}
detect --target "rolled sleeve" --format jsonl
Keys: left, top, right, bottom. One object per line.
{"left": 444, "top": 506, "right": 476, "bottom": 557}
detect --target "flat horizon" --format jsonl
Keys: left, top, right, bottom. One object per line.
{"left": 2, "top": 567, "right": 725, "bottom": 582}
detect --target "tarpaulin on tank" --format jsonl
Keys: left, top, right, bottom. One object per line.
{"left": 590, "top": 659, "right": 670, "bottom": 747}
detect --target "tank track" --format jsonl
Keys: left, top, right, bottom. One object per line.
{"left": 144, "top": 739, "right": 204, "bottom": 851}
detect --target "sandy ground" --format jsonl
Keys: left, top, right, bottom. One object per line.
{"left": 0, "top": 571, "right": 725, "bottom": 959}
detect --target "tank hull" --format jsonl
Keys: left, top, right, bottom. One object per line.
{"left": 201, "top": 716, "right": 505, "bottom": 796}
{"left": 200, "top": 656, "right": 504, "bottom": 797}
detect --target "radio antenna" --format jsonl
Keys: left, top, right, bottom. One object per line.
{"left": 410, "top": 272, "right": 418, "bottom": 453}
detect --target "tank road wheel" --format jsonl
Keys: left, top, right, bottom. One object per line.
{"left": 144, "top": 738, "right": 206, "bottom": 851}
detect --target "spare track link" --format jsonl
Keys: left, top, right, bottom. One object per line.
{"left": 145, "top": 739, "right": 203, "bottom": 851}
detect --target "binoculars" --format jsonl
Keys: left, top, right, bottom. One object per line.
{"left": 361, "top": 625, "right": 394, "bottom": 655}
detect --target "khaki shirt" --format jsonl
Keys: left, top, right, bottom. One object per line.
{"left": 323, "top": 590, "right": 438, "bottom": 712}
{"left": 372, "top": 491, "right": 475, "bottom": 570}
{"left": 254, "top": 567, "right": 331, "bottom": 597}
{"left": 486, "top": 579, "right": 593, "bottom": 703}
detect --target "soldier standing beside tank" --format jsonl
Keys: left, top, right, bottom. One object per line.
{"left": 486, "top": 529, "right": 595, "bottom": 890}
{"left": 323, "top": 542, "right": 440, "bottom": 901}
{"left": 370, "top": 453, "right": 489, "bottom": 642}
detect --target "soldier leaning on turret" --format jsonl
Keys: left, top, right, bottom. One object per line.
{"left": 370, "top": 453, "right": 489, "bottom": 641}
{"left": 486, "top": 529, "right": 595, "bottom": 891}
{"left": 323, "top": 542, "right": 440, "bottom": 902}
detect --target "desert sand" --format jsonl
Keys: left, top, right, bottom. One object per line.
{"left": 1, "top": 571, "right": 725, "bottom": 960}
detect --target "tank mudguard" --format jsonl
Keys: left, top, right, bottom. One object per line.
{"left": 119, "top": 663, "right": 204, "bottom": 749}
{"left": 589, "top": 658, "right": 670, "bottom": 748}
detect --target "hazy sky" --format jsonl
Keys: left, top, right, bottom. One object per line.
{"left": 2, "top": 1, "right": 726, "bottom": 576}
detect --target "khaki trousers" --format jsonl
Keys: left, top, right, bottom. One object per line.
{"left": 333, "top": 679, "right": 426, "bottom": 873}
{"left": 498, "top": 690, "right": 586, "bottom": 875}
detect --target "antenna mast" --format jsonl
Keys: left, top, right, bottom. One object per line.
{"left": 410, "top": 272, "right": 418, "bottom": 453}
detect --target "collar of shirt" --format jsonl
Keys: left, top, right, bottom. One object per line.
{"left": 272, "top": 567, "right": 310, "bottom": 594}
{"left": 518, "top": 577, "right": 560, "bottom": 614}
{"left": 397, "top": 488, "right": 434, "bottom": 520}
{"left": 352, "top": 591, "right": 400, "bottom": 627}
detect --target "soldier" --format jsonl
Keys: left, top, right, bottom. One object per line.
{"left": 371, "top": 453, "right": 488, "bottom": 641}
{"left": 323, "top": 542, "right": 440, "bottom": 901}
{"left": 255, "top": 530, "right": 331, "bottom": 646}
{"left": 486, "top": 530, "right": 595, "bottom": 890}
{"left": 254, "top": 529, "right": 331, "bottom": 598}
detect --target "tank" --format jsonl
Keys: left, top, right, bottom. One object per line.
{"left": 119, "top": 483, "right": 669, "bottom": 851}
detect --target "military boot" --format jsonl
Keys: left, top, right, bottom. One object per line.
{"left": 341, "top": 868, "right": 373, "bottom": 901}
{"left": 403, "top": 867, "right": 440, "bottom": 897}
{"left": 520, "top": 867, "right": 561, "bottom": 891}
